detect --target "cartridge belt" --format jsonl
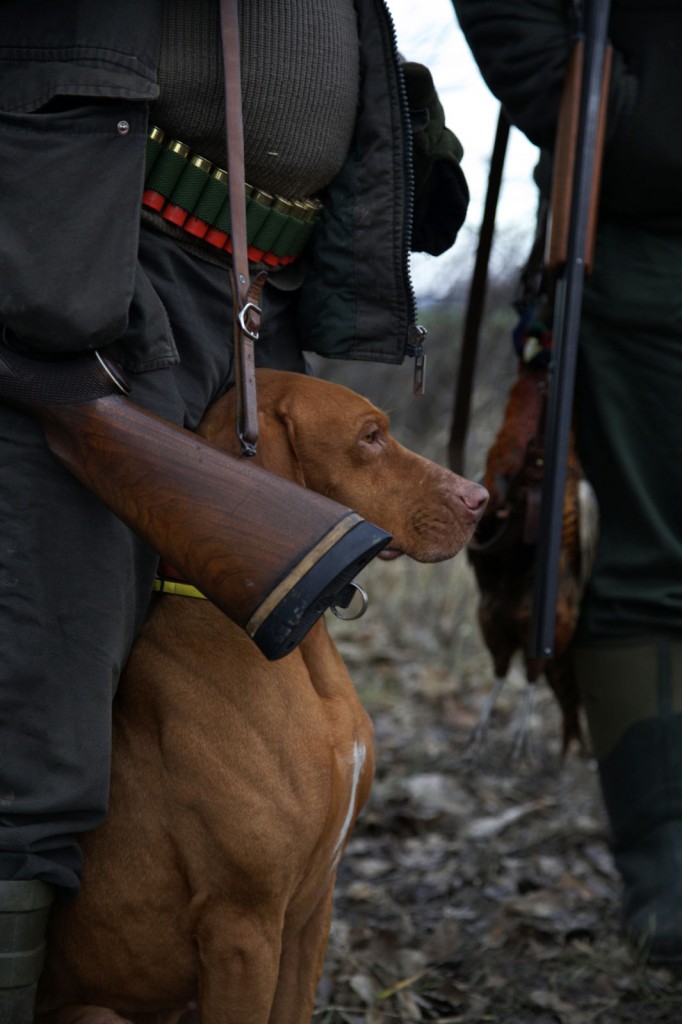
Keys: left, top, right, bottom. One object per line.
{"left": 142, "top": 126, "right": 323, "bottom": 267}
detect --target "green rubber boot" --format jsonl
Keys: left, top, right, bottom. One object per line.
{"left": 0, "top": 880, "right": 55, "bottom": 1024}
{"left": 574, "top": 638, "right": 682, "bottom": 964}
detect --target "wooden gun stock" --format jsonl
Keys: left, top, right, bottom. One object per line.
{"left": 0, "top": 347, "right": 390, "bottom": 660}
{"left": 546, "top": 40, "right": 584, "bottom": 274}
{"left": 547, "top": 39, "right": 613, "bottom": 276}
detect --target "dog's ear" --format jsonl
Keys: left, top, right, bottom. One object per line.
{"left": 256, "top": 407, "right": 307, "bottom": 487}
{"left": 196, "top": 394, "right": 240, "bottom": 454}
{"left": 197, "top": 393, "right": 307, "bottom": 487}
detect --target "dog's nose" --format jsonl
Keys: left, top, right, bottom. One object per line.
{"left": 460, "top": 481, "right": 489, "bottom": 516}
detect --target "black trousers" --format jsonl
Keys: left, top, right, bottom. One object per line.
{"left": 0, "top": 225, "right": 305, "bottom": 895}
{"left": 575, "top": 220, "right": 682, "bottom": 642}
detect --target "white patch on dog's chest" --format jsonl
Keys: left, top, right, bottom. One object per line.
{"left": 330, "top": 739, "right": 366, "bottom": 870}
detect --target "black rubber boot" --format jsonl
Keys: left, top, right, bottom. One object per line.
{"left": 573, "top": 634, "right": 682, "bottom": 962}
{"left": 0, "top": 880, "right": 55, "bottom": 1024}
{"left": 575, "top": 639, "right": 682, "bottom": 965}
{"left": 600, "top": 714, "right": 682, "bottom": 963}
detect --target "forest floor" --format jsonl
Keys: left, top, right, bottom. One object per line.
{"left": 313, "top": 557, "right": 682, "bottom": 1024}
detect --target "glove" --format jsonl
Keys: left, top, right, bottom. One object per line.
{"left": 401, "top": 61, "right": 470, "bottom": 255}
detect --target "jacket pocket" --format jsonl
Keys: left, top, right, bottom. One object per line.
{"left": 0, "top": 100, "right": 149, "bottom": 353}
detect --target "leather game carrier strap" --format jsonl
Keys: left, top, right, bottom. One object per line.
{"left": 0, "top": 346, "right": 390, "bottom": 660}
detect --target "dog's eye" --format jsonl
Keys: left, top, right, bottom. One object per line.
{"left": 358, "top": 421, "right": 386, "bottom": 452}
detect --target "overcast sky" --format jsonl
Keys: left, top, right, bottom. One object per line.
{"left": 386, "top": 0, "right": 540, "bottom": 297}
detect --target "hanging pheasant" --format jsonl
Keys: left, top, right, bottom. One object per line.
{"left": 467, "top": 347, "right": 599, "bottom": 756}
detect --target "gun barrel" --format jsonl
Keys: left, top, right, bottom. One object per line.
{"left": 529, "top": 0, "right": 612, "bottom": 659}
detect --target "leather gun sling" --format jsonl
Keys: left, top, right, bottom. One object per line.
{"left": 219, "top": 0, "right": 262, "bottom": 454}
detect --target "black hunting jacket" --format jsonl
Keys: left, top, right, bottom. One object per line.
{"left": 452, "top": 0, "right": 682, "bottom": 230}
{"left": 0, "top": 0, "right": 468, "bottom": 372}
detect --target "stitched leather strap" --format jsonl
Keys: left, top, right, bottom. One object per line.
{"left": 230, "top": 269, "right": 267, "bottom": 457}
{"left": 219, "top": 0, "right": 260, "bottom": 453}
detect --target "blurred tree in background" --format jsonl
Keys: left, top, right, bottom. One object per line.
{"left": 309, "top": 228, "right": 526, "bottom": 480}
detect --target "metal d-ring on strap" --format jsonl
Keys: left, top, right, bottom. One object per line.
{"left": 331, "top": 582, "right": 369, "bottom": 621}
{"left": 238, "top": 301, "right": 262, "bottom": 342}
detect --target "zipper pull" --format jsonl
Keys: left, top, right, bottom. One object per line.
{"left": 407, "top": 324, "right": 427, "bottom": 395}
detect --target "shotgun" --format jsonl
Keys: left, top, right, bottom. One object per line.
{"left": 529, "top": 0, "right": 612, "bottom": 658}
{"left": 0, "top": 344, "right": 390, "bottom": 660}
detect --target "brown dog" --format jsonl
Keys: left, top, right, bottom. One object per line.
{"left": 36, "top": 369, "right": 487, "bottom": 1024}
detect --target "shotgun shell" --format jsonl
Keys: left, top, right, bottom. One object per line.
{"left": 204, "top": 228, "right": 229, "bottom": 248}
{"left": 163, "top": 153, "right": 213, "bottom": 227}
{"left": 205, "top": 188, "right": 234, "bottom": 248}
{"left": 183, "top": 215, "right": 210, "bottom": 238}
{"left": 145, "top": 125, "right": 166, "bottom": 178}
{"left": 142, "top": 188, "right": 167, "bottom": 212}
{"left": 185, "top": 167, "right": 229, "bottom": 239}
{"left": 162, "top": 203, "right": 190, "bottom": 226}
{"left": 144, "top": 138, "right": 190, "bottom": 211}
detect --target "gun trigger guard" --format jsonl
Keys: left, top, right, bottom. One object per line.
{"left": 238, "top": 301, "right": 261, "bottom": 342}
{"left": 331, "top": 582, "right": 369, "bottom": 621}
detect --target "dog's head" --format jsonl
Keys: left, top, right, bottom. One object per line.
{"left": 199, "top": 370, "right": 487, "bottom": 563}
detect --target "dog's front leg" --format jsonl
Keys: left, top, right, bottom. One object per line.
{"left": 37, "top": 1005, "right": 192, "bottom": 1024}
{"left": 195, "top": 914, "right": 282, "bottom": 1024}
{"left": 36, "top": 1006, "right": 134, "bottom": 1024}
{"left": 268, "top": 886, "right": 335, "bottom": 1024}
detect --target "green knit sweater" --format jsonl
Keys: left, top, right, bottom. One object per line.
{"left": 150, "top": 0, "right": 360, "bottom": 200}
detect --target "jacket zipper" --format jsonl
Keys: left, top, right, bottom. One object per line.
{"left": 377, "top": 0, "right": 428, "bottom": 393}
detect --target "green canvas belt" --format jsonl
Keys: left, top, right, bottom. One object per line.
{"left": 142, "top": 126, "right": 323, "bottom": 266}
